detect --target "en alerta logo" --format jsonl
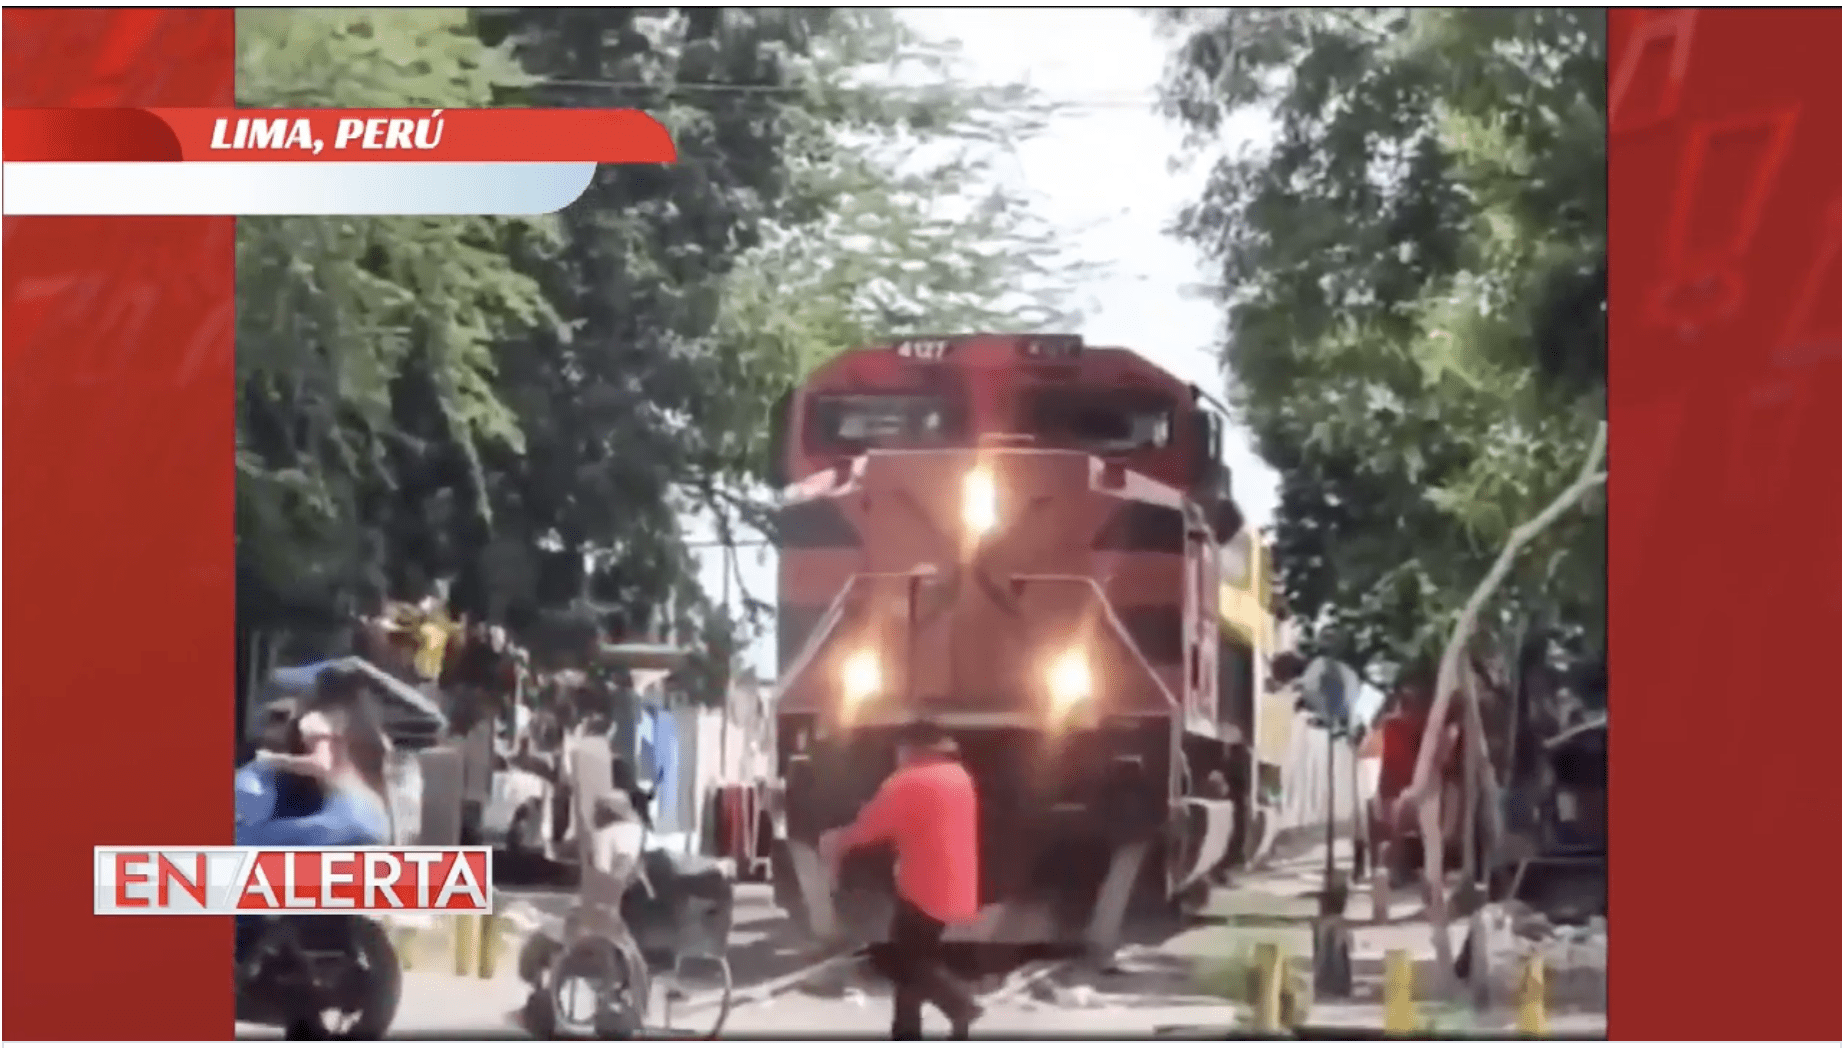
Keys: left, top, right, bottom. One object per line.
{"left": 95, "top": 846, "right": 494, "bottom": 915}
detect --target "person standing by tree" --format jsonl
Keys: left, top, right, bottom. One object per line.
{"left": 820, "top": 719, "right": 983, "bottom": 1040}
{"left": 1375, "top": 675, "right": 1463, "bottom": 891}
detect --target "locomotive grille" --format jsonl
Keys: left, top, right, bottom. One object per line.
{"left": 776, "top": 603, "right": 828, "bottom": 672}
{"left": 774, "top": 499, "right": 862, "bottom": 549}
{"left": 1117, "top": 604, "right": 1185, "bottom": 668}
{"left": 1091, "top": 501, "right": 1185, "bottom": 554}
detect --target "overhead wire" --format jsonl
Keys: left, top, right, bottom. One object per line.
{"left": 545, "top": 74, "right": 1200, "bottom": 629}
{"left": 531, "top": 77, "right": 1168, "bottom": 113}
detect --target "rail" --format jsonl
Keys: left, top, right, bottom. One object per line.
{"left": 392, "top": 911, "right": 1578, "bottom": 1037}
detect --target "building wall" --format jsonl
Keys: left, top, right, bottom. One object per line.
{"left": 1245, "top": 617, "right": 1374, "bottom": 861}
{"left": 1255, "top": 689, "right": 1297, "bottom": 769}
{"left": 1257, "top": 709, "right": 1368, "bottom": 860}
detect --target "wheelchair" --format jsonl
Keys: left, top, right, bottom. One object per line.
{"left": 516, "top": 826, "right": 737, "bottom": 1039}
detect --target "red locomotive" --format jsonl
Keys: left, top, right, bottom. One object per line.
{"left": 764, "top": 334, "right": 1255, "bottom": 953}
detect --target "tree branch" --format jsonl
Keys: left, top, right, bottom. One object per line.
{"left": 1398, "top": 419, "right": 1606, "bottom": 988}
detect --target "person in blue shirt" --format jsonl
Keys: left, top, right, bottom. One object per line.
{"left": 237, "top": 668, "right": 394, "bottom": 848}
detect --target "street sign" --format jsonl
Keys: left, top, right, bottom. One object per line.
{"left": 1299, "top": 657, "right": 1361, "bottom": 734}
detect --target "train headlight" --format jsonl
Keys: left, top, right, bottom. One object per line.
{"left": 840, "top": 648, "right": 882, "bottom": 708}
{"left": 1046, "top": 649, "right": 1093, "bottom": 713}
{"left": 962, "top": 469, "right": 998, "bottom": 537}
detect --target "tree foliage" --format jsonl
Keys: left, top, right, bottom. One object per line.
{"left": 702, "top": 9, "right": 1106, "bottom": 632}
{"left": 718, "top": 9, "right": 1101, "bottom": 379}
{"left": 236, "top": 9, "right": 554, "bottom": 632}
{"left": 1157, "top": 8, "right": 1606, "bottom": 692}
{"left": 234, "top": 9, "right": 1092, "bottom": 693}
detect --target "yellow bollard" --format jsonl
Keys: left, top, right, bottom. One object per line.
{"left": 476, "top": 912, "right": 501, "bottom": 979}
{"left": 453, "top": 914, "right": 478, "bottom": 977}
{"left": 1285, "top": 955, "right": 1313, "bottom": 1028}
{"left": 392, "top": 922, "right": 417, "bottom": 972}
{"left": 1516, "top": 954, "right": 1547, "bottom": 1036}
{"left": 1382, "top": 948, "right": 1418, "bottom": 1034}
{"left": 1251, "top": 942, "right": 1285, "bottom": 1033}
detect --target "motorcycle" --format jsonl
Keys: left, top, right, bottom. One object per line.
{"left": 235, "top": 760, "right": 405, "bottom": 1040}
{"left": 236, "top": 913, "right": 403, "bottom": 1040}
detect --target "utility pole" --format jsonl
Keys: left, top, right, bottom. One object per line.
{"left": 717, "top": 542, "right": 734, "bottom": 780}
{"left": 1302, "top": 656, "right": 1358, "bottom": 913}
{"left": 1324, "top": 719, "right": 1338, "bottom": 894}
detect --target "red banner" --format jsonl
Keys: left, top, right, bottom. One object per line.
{"left": 1607, "top": 8, "right": 1840, "bottom": 1041}
{"left": 5, "top": 106, "right": 677, "bottom": 162}
{"left": 3, "top": 8, "right": 236, "bottom": 1041}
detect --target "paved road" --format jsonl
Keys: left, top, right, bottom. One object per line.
{"left": 238, "top": 853, "right": 1607, "bottom": 1039}
{"left": 235, "top": 881, "right": 1241, "bottom": 1039}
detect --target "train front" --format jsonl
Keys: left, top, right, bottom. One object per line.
{"left": 771, "top": 445, "right": 1190, "bottom": 952}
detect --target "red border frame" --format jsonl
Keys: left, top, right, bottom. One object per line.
{"left": 1, "top": 7, "right": 1838, "bottom": 1041}
{"left": 3, "top": 9, "right": 235, "bottom": 1040}
{"left": 1608, "top": 8, "right": 1840, "bottom": 1040}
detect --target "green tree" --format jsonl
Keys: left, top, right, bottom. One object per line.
{"left": 475, "top": 10, "right": 1104, "bottom": 655}
{"left": 1156, "top": 8, "right": 1606, "bottom": 693}
{"left": 234, "top": 9, "right": 1100, "bottom": 707}
{"left": 448, "top": 9, "right": 834, "bottom": 657}
{"left": 719, "top": 9, "right": 1101, "bottom": 380}
{"left": 702, "top": 10, "right": 1107, "bottom": 649}
{"left": 235, "top": 8, "right": 555, "bottom": 638}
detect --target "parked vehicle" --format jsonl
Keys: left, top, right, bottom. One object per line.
{"left": 1493, "top": 714, "right": 1607, "bottom": 920}
{"left": 235, "top": 673, "right": 429, "bottom": 1041}
{"left": 237, "top": 912, "right": 402, "bottom": 1040}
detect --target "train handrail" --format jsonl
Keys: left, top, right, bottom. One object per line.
{"left": 1005, "top": 572, "right": 1183, "bottom": 717}
{"left": 766, "top": 567, "right": 937, "bottom": 712}
{"left": 773, "top": 567, "right": 1190, "bottom": 721}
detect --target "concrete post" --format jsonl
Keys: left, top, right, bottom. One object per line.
{"left": 418, "top": 746, "right": 465, "bottom": 846}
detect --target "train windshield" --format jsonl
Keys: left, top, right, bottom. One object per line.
{"left": 1021, "top": 387, "right": 1175, "bottom": 453}
{"left": 804, "top": 392, "right": 965, "bottom": 453}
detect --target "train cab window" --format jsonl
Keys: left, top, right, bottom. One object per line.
{"left": 804, "top": 392, "right": 965, "bottom": 455}
{"left": 1023, "top": 388, "right": 1174, "bottom": 454}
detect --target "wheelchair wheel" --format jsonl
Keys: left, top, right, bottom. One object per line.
{"left": 548, "top": 936, "right": 649, "bottom": 1040}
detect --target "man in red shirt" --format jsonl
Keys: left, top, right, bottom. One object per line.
{"left": 820, "top": 719, "right": 982, "bottom": 1039}
{"left": 1372, "top": 682, "right": 1462, "bottom": 887}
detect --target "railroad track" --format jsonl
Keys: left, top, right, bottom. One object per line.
{"left": 490, "top": 888, "right": 1214, "bottom": 1033}
{"left": 669, "top": 941, "right": 1187, "bottom": 1020}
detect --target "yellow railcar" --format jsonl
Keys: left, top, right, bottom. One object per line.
{"left": 1217, "top": 529, "right": 1290, "bottom": 859}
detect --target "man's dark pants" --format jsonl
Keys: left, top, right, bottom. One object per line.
{"left": 873, "top": 897, "right": 977, "bottom": 1040}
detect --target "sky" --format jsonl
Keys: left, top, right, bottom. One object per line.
{"left": 697, "top": 9, "right": 1282, "bottom": 681}
{"left": 898, "top": 9, "right": 1281, "bottom": 524}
